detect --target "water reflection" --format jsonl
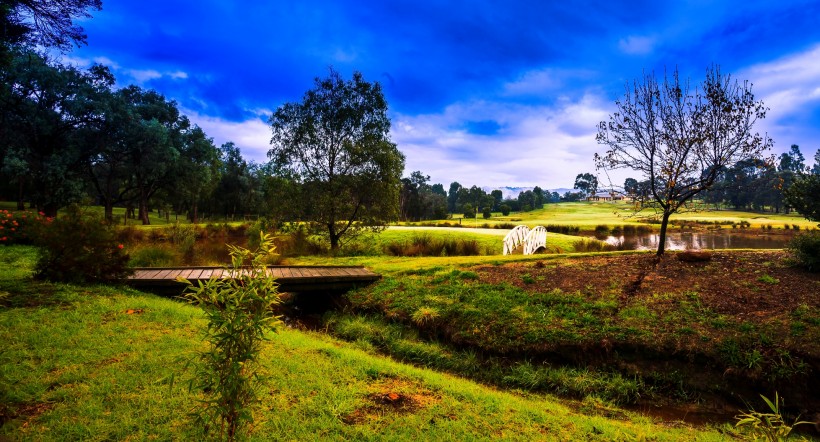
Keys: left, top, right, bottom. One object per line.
{"left": 604, "top": 232, "right": 790, "bottom": 251}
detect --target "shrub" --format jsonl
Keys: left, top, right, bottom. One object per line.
{"left": 482, "top": 208, "right": 492, "bottom": 219}
{"left": 0, "top": 209, "right": 46, "bottom": 245}
{"left": 786, "top": 232, "right": 820, "bottom": 272}
{"left": 499, "top": 204, "right": 511, "bottom": 216}
{"left": 622, "top": 225, "right": 636, "bottom": 235}
{"left": 181, "top": 233, "right": 282, "bottom": 441}
{"left": 594, "top": 225, "right": 610, "bottom": 238}
{"left": 29, "top": 204, "right": 132, "bottom": 283}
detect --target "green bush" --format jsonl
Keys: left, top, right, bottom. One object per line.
{"left": 786, "top": 232, "right": 820, "bottom": 272}
{"left": 181, "top": 233, "right": 282, "bottom": 440}
{"left": 0, "top": 209, "right": 47, "bottom": 245}
{"left": 482, "top": 208, "right": 492, "bottom": 219}
{"left": 499, "top": 204, "right": 511, "bottom": 216}
{"left": 29, "top": 205, "right": 132, "bottom": 283}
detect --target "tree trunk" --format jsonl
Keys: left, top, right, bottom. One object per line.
{"left": 139, "top": 190, "right": 150, "bottom": 225}
{"left": 42, "top": 202, "right": 58, "bottom": 218}
{"left": 104, "top": 203, "right": 113, "bottom": 222}
{"left": 329, "top": 224, "right": 340, "bottom": 251}
{"left": 191, "top": 203, "right": 198, "bottom": 224}
{"left": 16, "top": 177, "right": 25, "bottom": 210}
{"left": 656, "top": 210, "right": 672, "bottom": 256}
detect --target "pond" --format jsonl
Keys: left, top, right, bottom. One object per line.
{"left": 602, "top": 231, "right": 794, "bottom": 251}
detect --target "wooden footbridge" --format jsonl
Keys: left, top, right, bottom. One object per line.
{"left": 126, "top": 266, "right": 380, "bottom": 293}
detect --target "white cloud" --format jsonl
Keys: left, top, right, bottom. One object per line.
{"left": 618, "top": 35, "right": 656, "bottom": 55}
{"left": 502, "top": 68, "right": 593, "bottom": 97}
{"left": 126, "top": 69, "right": 162, "bottom": 83}
{"left": 55, "top": 53, "right": 189, "bottom": 84}
{"left": 92, "top": 56, "right": 120, "bottom": 69}
{"left": 181, "top": 108, "right": 272, "bottom": 163}
{"left": 392, "top": 94, "right": 616, "bottom": 188}
{"left": 737, "top": 44, "right": 820, "bottom": 154}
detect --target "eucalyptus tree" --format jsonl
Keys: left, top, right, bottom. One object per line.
{"left": 172, "top": 126, "right": 220, "bottom": 223}
{"left": 785, "top": 173, "right": 820, "bottom": 224}
{"left": 269, "top": 68, "right": 405, "bottom": 250}
{"left": 573, "top": 173, "right": 598, "bottom": 199}
{"left": 82, "top": 85, "right": 136, "bottom": 221}
{"left": 0, "top": 51, "right": 110, "bottom": 215}
{"left": 119, "top": 86, "right": 186, "bottom": 224}
{"left": 596, "top": 66, "right": 772, "bottom": 255}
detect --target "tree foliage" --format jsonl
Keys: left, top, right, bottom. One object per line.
{"left": 785, "top": 173, "right": 820, "bottom": 224}
{"left": 574, "top": 173, "right": 598, "bottom": 199}
{"left": 269, "top": 68, "right": 405, "bottom": 250}
{"left": 0, "top": 0, "right": 101, "bottom": 51}
{"left": 596, "top": 66, "right": 772, "bottom": 255}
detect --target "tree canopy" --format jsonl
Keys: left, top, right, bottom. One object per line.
{"left": 785, "top": 174, "right": 820, "bottom": 224}
{"left": 268, "top": 68, "right": 405, "bottom": 250}
{"left": 596, "top": 66, "right": 772, "bottom": 255}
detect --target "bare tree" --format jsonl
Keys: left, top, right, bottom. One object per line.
{"left": 596, "top": 66, "right": 772, "bottom": 255}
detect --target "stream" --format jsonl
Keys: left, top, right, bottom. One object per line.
{"left": 602, "top": 231, "right": 793, "bottom": 250}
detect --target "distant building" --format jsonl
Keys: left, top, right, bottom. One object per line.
{"left": 587, "top": 191, "right": 632, "bottom": 202}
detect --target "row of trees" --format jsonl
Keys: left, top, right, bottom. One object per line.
{"left": 0, "top": 49, "right": 283, "bottom": 222}
{"left": 398, "top": 177, "right": 573, "bottom": 222}
{"left": 617, "top": 144, "right": 820, "bottom": 213}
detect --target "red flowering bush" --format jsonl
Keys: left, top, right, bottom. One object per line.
{"left": 0, "top": 209, "right": 47, "bottom": 245}
{"left": 28, "top": 205, "right": 133, "bottom": 283}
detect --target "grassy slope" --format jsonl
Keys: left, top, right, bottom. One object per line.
{"left": 406, "top": 202, "right": 818, "bottom": 230}
{"left": 0, "top": 246, "right": 729, "bottom": 440}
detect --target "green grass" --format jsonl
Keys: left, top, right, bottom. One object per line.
{"left": 315, "top": 251, "right": 819, "bottom": 407}
{"left": 0, "top": 245, "right": 731, "bottom": 440}
{"left": 402, "top": 201, "right": 819, "bottom": 231}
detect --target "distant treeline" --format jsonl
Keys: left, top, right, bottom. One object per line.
{"left": 624, "top": 145, "right": 820, "bottom": 213}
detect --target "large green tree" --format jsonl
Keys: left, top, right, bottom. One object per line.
{"left": 574, "top": 173, "right": 598, "bottom": 199}
{"left": 269, "top": 69, "right": 405, "bottom": 250}
{"left": 785, "top": 174, "right": 820, "bottom": 224}
{"left": 596, "top": 66, "right": 771, "bottom": 255}
{"left": 0, "top": 51, "right": 110, "bottom": 215}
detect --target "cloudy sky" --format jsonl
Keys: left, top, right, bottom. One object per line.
{"left": 61, "top": 0, "right": 820, "bottom": 189}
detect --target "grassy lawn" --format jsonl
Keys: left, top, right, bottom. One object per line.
{"left": 299, "top": 249, "right": 820, "bottom": 433}
{"left": 404, "top": 202, "right": 818, "bottom": 231}
{"left": 0, "top": 245, "right": 736, "bottom": 440}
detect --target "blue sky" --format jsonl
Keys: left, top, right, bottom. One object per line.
{"left": 62, "top": 0, "right": 820, "bottom": 189}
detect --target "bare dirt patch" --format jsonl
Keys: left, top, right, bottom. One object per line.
{"left": 475, "top": 251, "right": 819, "bottom": 320}
{"left": 341, "top": 377, "right": 440, "bottom": 425}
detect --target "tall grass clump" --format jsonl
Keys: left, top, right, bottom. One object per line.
{"left": 129, "top": 244, "right": 178, "bottom": 267}
{"left": 385, "top": 234, "right": 481, "bottom": 256}
{"left": 572, "top": 239, "right": 620, "bottom": 253}
{"left": 180, "top": 233, "right": 282, "bottom": 440}
{"left": 546, "top": 225, "right": 581, "bottom": 235}
{"left": 734, "top": 393, "right": 811, "bottom": 441}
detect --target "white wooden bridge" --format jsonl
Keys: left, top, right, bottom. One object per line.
{"left": 503, "top": 225, "right": 547, "bottom": 255}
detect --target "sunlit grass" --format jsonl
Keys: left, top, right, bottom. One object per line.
{"left": 0, "top": 245, "right": 730, "bottom": 440}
